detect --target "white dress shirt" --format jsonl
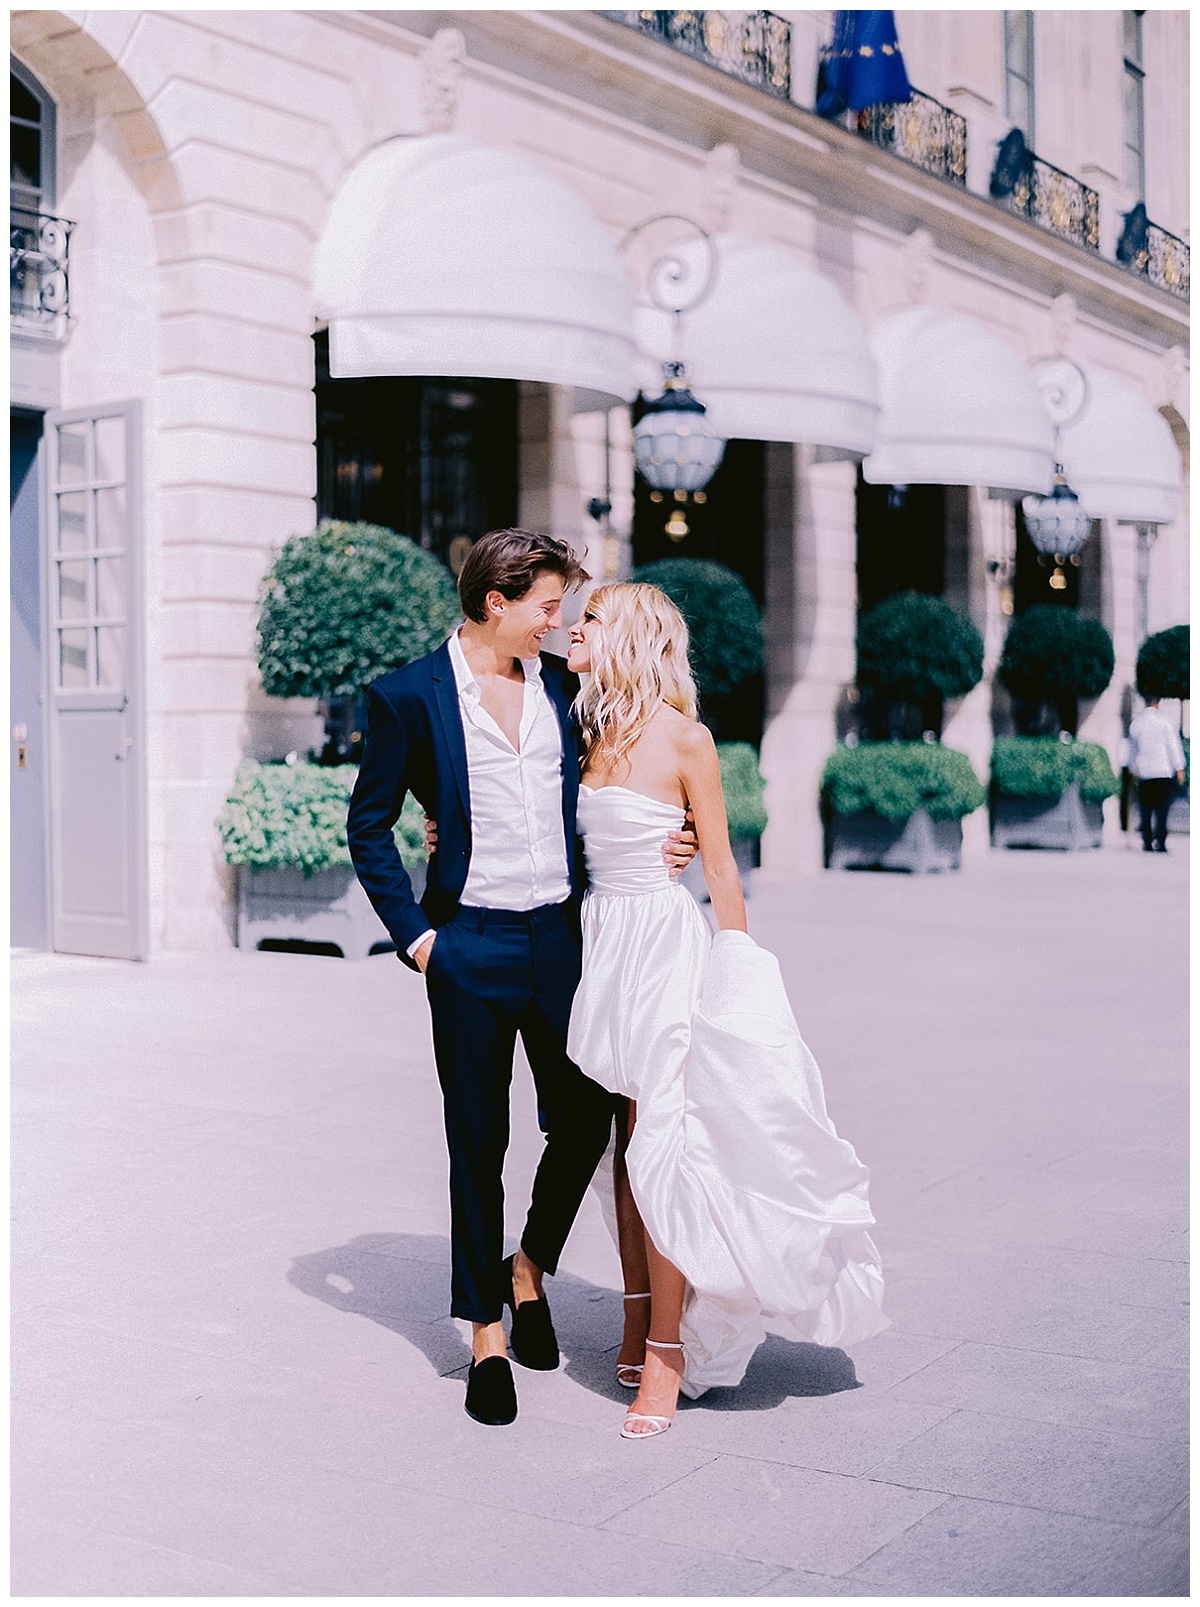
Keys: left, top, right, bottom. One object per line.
{"left": 408, "top": 630, "right": 571, "bottom": 957}
{"left": 1127, "top": 705, "right": 1186, "bottom": 780}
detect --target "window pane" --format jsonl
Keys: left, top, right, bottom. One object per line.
{"left": 94, "top": 416, "right": 126, "bottom": 484}
{"left": 10, "top": 125, "right": 41, "bottom": 194}
{"left": 11, "top": 74, "right": 41, "bottom": 124}
{"left": 95, "top": 486, "right": 126, "bottom": 551}
{"left": 57, "top": 560, "right": 89, "bottom": 622}
{"left": 59, "top": 629, "right": 89, "bottom": 688}
{"left": 1007, "top": 77, "right": 1031, "bottom": 140}
{"left": 1005, "top": 12, "right": 1031, "bottom": 78}
{"left": 1124, "top": 72, "right": 1144, "bottom": 194}
{"left": 1123, "top": 10, "right": 1142, "bottom": 65}
{"left": 96, "top": 627, "right": 125, "bottom": 689}
{"left": 57, "top": 491, "right": 89, "bottom": 552}
{"left": 95, "top": 557, "right": 125, "bottom": 622}
{"left": 57, "top": 424, "right": 89, "bottom": 486}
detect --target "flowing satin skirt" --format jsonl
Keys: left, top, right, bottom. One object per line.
{"left": 569, "top": 894, "right": 888, "bottom": 1398}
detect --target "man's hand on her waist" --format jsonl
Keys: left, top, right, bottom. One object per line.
{"left": 663, "top": 808, "right": 699, "bottom": 877}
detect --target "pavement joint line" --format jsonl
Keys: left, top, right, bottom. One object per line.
{"left": 589, "top": 1452, "right": 726, "bottom": 1526}
{"left": 859, "top": 1398, "right": 1188, "bottom": 1446}
{"left": 8, "top": 1514, "right": 298, "bottom": 1596}
{"left": 855, "top": 1481, "right": 1189, "bottom": 1535}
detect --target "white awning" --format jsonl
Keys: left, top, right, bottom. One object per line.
{"left": 1058, "top": 367, "right": 1182, "bottom": 525}
{"left": 636, "top": 235, "right": 879, "bottom": 455}
{"left": 862, "top": 308, "right": 1055, "bottom": 496}
{"left": 313, "top": 134, "right": 636, "bottom": 410}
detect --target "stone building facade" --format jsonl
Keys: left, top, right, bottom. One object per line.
{"left": 10, "top": 8, "right": 1189, "bottom": 955}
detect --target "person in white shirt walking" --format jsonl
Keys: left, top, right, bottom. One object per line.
{"left": 1127, "top": 697, "right": 1186, "bottom": 852}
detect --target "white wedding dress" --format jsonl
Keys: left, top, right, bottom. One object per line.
{"left": 567, "top": 783, "right": 889, "bottom": 1399}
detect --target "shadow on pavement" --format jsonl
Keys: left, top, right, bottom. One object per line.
{"left": 288, "top": 1233, "right": 861, "bottom": 1411}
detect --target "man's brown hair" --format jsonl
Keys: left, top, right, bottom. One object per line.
{"left": 457, "top": 528, "right": 590, "bottom": 623}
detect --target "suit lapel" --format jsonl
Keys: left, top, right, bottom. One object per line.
{"left": 429, "top": 640, "right": 471, "bottom": 825}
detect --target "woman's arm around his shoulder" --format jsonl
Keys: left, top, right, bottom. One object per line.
{"left": 676, "top": 720, "right": 747, "bottom": 933}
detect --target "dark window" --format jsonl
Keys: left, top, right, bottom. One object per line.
{"left": 10, "top": 59, "right": 53, "bottom": 214}
{"left": 854, "top": 475, "right": 946, "bottom": 617}
{"left": 313, "top": 330, "right": 518, "bottom": 574}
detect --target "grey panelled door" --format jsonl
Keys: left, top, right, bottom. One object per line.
{"left": 45, "top": 402, "right": 148, "bottom": 959}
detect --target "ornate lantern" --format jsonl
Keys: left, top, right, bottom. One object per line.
{"left": 623, "top": 215, "right": 726, "bottom": 541}
{"left": 633, "top": 360, "right": 725, "bottom": 540}
{"left": 1024, "top": 358, "right": 1092, "bottom": 589}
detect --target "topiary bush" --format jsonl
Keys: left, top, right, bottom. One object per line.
{"left": 1136, "top": 624, "right": 1189, "bottom": 702}
{"left": 990, "top": 736, "right": 1119, "bottom": 803}
{"left": 633, "top": 558, "right": 763, "bottom": 708}
{"left": 257, "top": 520, "right": 461, "bottom": 704}
{"left": 717, "top": 742, "right": 768, "bottom": 840}
{"left": 217, "top": 760, "right": 426, "bottom": 876}
{"left": 821, "top": 742, "right": 986, "bottom": 822}
{"left": 857, "top": 592, "right": 984, "bottom": 704}
{"left": 998, "top": 605, "right": 1115, "bottom": 734}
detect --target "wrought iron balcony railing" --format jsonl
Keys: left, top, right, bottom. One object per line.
{"left": 1126, "top": 219, "right": 1190, "bottom": 302}
{"left": 600, "top": 10, "right": 791, "bottom": 101}
{"left": 11, "top": 205, "right": 73, "bottom": 335}
{"left": 856, "top": 89, "right": 967, "bottom": 187}
{"left": 998, "top": 153, "right": 1100, "bottom": 253}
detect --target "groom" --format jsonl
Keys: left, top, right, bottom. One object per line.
{"left": 348, "top": 528, "right": 694, "bottom": 1425}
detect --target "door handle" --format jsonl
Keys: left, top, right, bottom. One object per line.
{"left": 115, "top": 737, "right": 134, "bottom": 761}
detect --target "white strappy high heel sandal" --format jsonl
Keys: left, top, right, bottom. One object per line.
{"left": 620, "top": 1339, "right": 684, "bottom": 1440}
{"left": 616, "top": 1293, "right": 651, "bottom": 1388}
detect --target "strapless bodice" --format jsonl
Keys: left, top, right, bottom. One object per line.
{"left": 577, "top": 784, "right": 687, "bottom": 897}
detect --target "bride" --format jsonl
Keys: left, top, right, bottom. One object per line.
{"left": 565, "top": 582, "right": 887, "bottom": 1440}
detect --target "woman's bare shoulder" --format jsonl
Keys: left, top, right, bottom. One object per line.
{"left": 654, "top": 706, "right": 714, "bottom": 759}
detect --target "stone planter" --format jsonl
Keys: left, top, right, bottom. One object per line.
{"left": 990, "top": 781, "right": 1104, "bottom": 851}
{"left": 1167, "top": 785, "right": 1189, "bottom": 835}
{"left": 823, "top": 808, "right": 963, "bottom": 873}
{"left": 679, "top": 836, "right": 757, "bottom": 903}
{"left": 237, "top": 862, "right": 426, "bottom": 959}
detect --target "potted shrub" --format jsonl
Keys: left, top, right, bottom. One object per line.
{"left": 224, "top": 519, "right": 459, "bottom": 952}
{"left": 218, "top": 761, "right": 428, "bottom": 958}
{"left": 821, "top": 741, "right": 986, "bottom": 872}
{"left": 856, "top": 591, "right": 984, "bottom": 741}
{"left": 993, "top": 607, "right": 1116, "bottom": 849}
{"left": 1136, "top": 625, "right": 1190, "bottom": 834}
{"left": 998, "top": 605, "right": 1114, "bottom": 737}
{"left": 822, "top": 592, "right": 985, "bottom": 872}
{"left": 989, "top": 736, "right": 1118, "bottom": 850}
{"left": 257, "top": 518, "right": 461, "bottom": 762}
{"left": 632, "top": 557, "right": 764, "bottom": 740}
{"left": 679, "top": 741, "right": 768, "bottom": 901}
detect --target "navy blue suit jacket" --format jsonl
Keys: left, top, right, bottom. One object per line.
{"left": 347, "top": 640, "right": 586, "bottom": 967}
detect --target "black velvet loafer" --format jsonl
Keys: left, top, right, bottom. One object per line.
{"left": 502, "top": 1253, "right": 560, "bottom": 1370}
{"left": 465, "top": 1356, "right": 517, "bottom": 1425}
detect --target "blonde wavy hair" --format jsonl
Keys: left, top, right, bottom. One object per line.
{"left": 573, "top": 582, "right": 698, "bottom": 769}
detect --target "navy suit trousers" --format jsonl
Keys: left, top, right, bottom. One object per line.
{"left": 424, "top": 899, "right": 616, "bottom": 1324}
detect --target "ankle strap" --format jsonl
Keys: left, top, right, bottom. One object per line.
{"left": 622, "top": 1291, "right": 651, "bottom": 1301}
{"left": 646, "top": 1338, "right": 684, "bottom": 1350}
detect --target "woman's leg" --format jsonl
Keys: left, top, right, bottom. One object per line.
{"left": 619, "top": 1096, "right": 686, "bottom": 1432}
{"left": 624, "top": 1229, "right": 686, "bottom": 1431}
{"left": 613, "top": 1098, "right": 651, "bottom": 1368}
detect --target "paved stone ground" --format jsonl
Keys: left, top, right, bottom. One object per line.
{"left": 11, "top": 840, "right": 1188, "bottom": 1597}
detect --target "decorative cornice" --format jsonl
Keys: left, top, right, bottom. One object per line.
{"left": 356, "top": 9, "right": 1187, "bottom": 348}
